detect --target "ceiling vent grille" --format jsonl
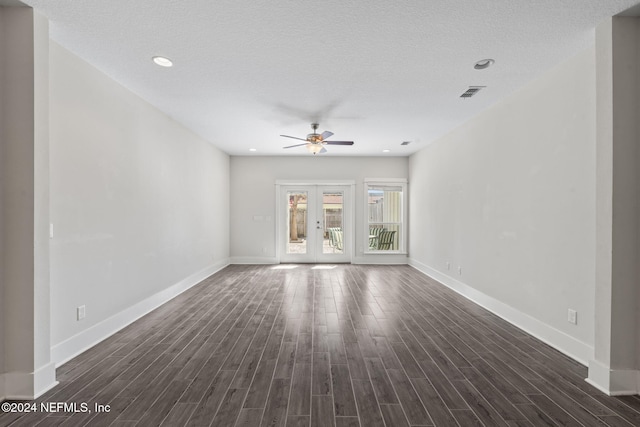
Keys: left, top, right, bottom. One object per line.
{"left": 460, "top": 86, "right": 485, "bottom": 99}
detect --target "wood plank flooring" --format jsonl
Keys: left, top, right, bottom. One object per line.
{"left": 2, "top": 264, "right": 640, "bottom": 426}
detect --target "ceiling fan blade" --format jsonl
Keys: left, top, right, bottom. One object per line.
{"left": 320, "top": 130, "right": 334, "bottom": 140}
{"left": 283, "top": 143, "right": 308, "bottom": 149}
{"left": 319, "top": 147, "right": 328, "bottom": 154}
{"left": 280, "top": 134, "right": 308, "bottom": 142}
{"left": 324, "top": 141, "right": 354, "bottom": 146}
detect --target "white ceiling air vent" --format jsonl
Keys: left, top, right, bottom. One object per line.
{"left": 460, "top": 86, "right": 486, "bottom": 99}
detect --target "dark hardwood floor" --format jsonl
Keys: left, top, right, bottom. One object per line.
{"left": 2, "top": 264, "right": 640, "bottom": 426}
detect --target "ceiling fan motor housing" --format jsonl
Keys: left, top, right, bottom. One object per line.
{"left": 307, "top": 133, "right": 322, "bottom": 142}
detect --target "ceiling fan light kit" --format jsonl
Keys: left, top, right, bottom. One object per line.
{"left": 281, "top": 123, "right": 354, "bottom": 155}
{"left": 307, "top": 144, "right": 324, "bottom": 155}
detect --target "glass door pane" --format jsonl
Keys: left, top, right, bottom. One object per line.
{"left": 322, "top": 191, "right": 343, "bottom": 254}
{"left": 279, "top": 184, "right": 351, "bottom": 264}
{"left": 286, "top": 191, "right": 308, "bottom": 255}
{"left": 315, "top": 186, "right": 350, "bottom": 263}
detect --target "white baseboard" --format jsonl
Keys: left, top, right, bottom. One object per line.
{"left": 587, "top": 359, "right": 640, "bottom": 395}
{"left": 1, "top": 361, "right": 58, "bottom": 401}
{"left": 34, "top": 362, "right": 58, "bottom": 399}
{"left": 408, "top": 258, "right": 594, "bottom": 366}
{"left": 51, "top": 259, "right": 229, "bottom": 367}
{"left": 229, "top": 255, "right": 408, "bottom": 265}
{"left": 230, "top": 256, "right": 278, "bottom": 264}
{"left": 352, "top": 255, "right": 408, "bottom": 265}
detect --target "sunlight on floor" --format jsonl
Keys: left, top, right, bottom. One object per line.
{"left": 271, "top": 265, "right": 299, "bottom": 270}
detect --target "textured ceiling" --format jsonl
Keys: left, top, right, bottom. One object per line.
{"left": 20, "top": 0, "right": 640, "bottom": 156}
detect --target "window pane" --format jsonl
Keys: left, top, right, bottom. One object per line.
{"left": 368, "top": 187, "right": 402, "bottom": 223}
{"left": 367, "top": 184, "right": 403, "bottom": 251}
{"left": 368, "top": 224, "right": 401, "bottom": 250}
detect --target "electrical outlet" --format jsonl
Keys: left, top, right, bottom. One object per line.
{"left": 262, "top": 247, "right": 267, "bottom": 254}
{"left": 77, "top": 305, "right": 86, "bottom": 321}
{"left": 49, "top": 223, "right": 54, "bottom": 239}
{"left": 568, "top": 309, "right": 577, "bottom": 325}
{"left": 458, "top": 266, "right": 462, "bottom": 275}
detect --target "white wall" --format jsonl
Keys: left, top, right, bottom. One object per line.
{"left": 589, "top": 17, "right": 640, "bottom": 395}
{"left": 49, "top": 42, "right": 230, "bottom": 364}
{"left": 409, "top": 47, "right": 597, "bottom": 364}
{"left": 1, "top": 6, "right": 55, "bottom": 400}
{"left": 230, "top": 156, "right": 408, "bottom": 264}
{"left": 0, "top": 6, "right": 7, "bottom": 397}
{"left": 33, "top": 8, "right": 51, "bottom": 392}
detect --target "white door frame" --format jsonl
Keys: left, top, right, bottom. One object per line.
{"left": 275, "top": 180, "right": 355, "bottom": 263}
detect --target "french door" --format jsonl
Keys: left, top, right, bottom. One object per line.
{"left": 278, "top": 184, "right": 352, "bottom": 263}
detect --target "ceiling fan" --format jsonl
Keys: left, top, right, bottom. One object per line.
{"left": 281, "top": 123, "right": 354, "bottom": 154}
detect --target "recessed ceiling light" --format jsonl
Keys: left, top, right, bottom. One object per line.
{"left": 382, "top": 149, "right": 390, "bottom": 153}
{"left": 249, "top": 148, "right": 257, "bottom": 152}
{"left": 474, "top": 59, "right": 494, "bottom": 70}
{"left": 152, "top": 56, "right": 173, "bottom": 67}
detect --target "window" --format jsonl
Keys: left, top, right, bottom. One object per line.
{"left": 364, "top": 179, "right": 407, "bottom": 253}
